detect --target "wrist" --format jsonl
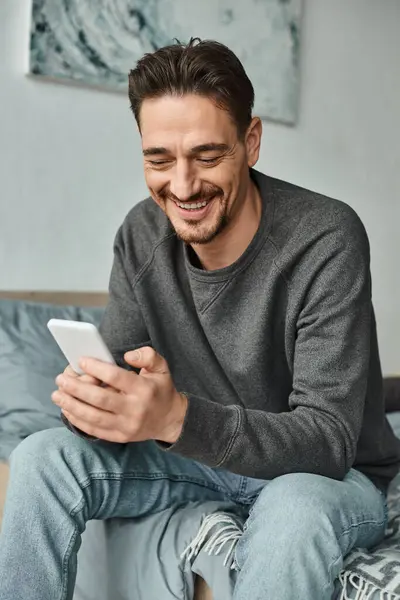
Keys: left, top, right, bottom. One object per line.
{"left": 162, "top": 391, "right": 188, "bottom": 444}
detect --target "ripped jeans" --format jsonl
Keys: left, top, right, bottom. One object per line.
{"left": 0, "top": 427, "right": 387, "bottom": 600}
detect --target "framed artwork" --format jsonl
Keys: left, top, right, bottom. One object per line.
{"left": 29, "top": 0, "right": 303, "bottom": 124}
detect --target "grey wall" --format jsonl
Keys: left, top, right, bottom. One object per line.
{"left": 0, "top": 0, "right": 399, "bottom": 373}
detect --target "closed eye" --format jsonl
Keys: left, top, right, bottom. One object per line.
{"left": 148, "top": 159, "right": 171, "bottom": 166}
{"left": 147, "top": 157, "right": 220, "bottom": 166}
{"left": 197, "top": 157, "right": 220, "bottom": 164}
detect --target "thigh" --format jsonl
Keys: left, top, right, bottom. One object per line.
{"left": 242, "top": 469, "right": 387, "bottom": 556}
{"left": 8, "top": 427, "right": 247, "bottom": 521}
{"left": 86, "top": 436, "right": 248, "bottom": 518}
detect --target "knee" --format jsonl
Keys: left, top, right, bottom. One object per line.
{"left": 245, "top": 473, "right": 338, "bottom": 541}
{"left": 255, "top": 472, "right": 338, "bottom": 519}
{"left": 10, "top": 427, "right": 79, "bottom": 472}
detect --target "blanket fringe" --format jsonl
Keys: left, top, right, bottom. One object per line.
{"left": 183, "top": 519, "right": 400, "bottom": 597}
{"left": 180, "top": 512, "right": 243, "bottom": 569}
{"left": 339, "top": 570, "right": 400, "bottom": 600}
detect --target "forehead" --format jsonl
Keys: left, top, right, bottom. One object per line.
{"left": 139, "top": 94, "right": 237, "bottom": 149}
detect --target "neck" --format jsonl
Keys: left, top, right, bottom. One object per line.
{"left": 191, "top": 178, "right": 262, "bottom": 271}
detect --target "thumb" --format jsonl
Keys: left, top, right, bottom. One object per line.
{"left": 124, "top": 346, "right": 170, "bottom": 374}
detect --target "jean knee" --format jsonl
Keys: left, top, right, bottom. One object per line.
{"left": 246, "top": 473, "right": 339, "bottom": 541}
{"left": 261, "top": 472, "right": 338, "bottom": 513}
{"left": 10, "top": 427, "right": 76, "bottom": 471}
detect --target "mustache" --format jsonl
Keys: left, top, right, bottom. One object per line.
{"left": 158, "top": 184, "right": 223, "bottom": 204}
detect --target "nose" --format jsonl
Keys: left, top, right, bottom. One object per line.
{"left": 169, "top": 161, "right": 200, "bottom": 202}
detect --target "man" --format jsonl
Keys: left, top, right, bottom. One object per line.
{"left": 0, "top": 38, "right": 399, "bottom": 600}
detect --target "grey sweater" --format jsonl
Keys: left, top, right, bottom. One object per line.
{"left": 100, "top": 169, "right": 400, "bottom": 490}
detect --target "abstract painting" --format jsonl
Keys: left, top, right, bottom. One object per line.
{"left": 29, "top": 0, "right": 303, "bottom": 124}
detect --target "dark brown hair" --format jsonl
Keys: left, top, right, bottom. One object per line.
{"left": 128, "top": 37, "right": 254, "bottom": 139}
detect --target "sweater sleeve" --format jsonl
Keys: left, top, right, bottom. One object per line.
{"left": 162, "top": 210, "right": 373, "bottom": 481}
{"left": 99, "top": 225, "right": 150, "bottom": 366}
{"left": 62, "top": 224, "right": 150, "bottom": 440}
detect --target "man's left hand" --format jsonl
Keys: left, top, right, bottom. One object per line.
{"left": 51, "top": 347, "right": 188, "bottom": 444}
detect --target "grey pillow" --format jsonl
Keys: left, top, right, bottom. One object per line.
{"left": 0, "top": 299, "right": 104, "bottom": 460}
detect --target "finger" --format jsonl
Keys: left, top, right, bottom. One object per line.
{"left": 78, "top": 358, "right": 138, "bottom": 394}
{"left": 56, "top": 372, "right": 99, "bottom": 392}
{"left": 52, "top": 389, "right": 116, "bottom": 429}
{"left": 64, "top": 365, "right": 101, "bottom": 386}
{"left": 55, "top": 377, "right": 119, "bottom": 412}
{"left": 60, "top": 368, "right": 110, "bottom": 391}
{"left": 124, "top": 346, "right": 169, "bottom": 374}
{"left": 64, "top": 365, "right": 78, "bottom": 378}
{"left": 61, "top": 409, "right": 126, "bottom": 444}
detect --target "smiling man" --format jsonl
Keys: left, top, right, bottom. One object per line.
{"left": 0, "top": 38, "right": 399, "bottom": 600}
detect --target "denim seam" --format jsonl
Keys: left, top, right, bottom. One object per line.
{"left": 60, "top": 525, "right": 79, "bottom": 600}
{"left": 322, "top": 515, "right": 387, "bottom": 596}
{"left": 70, "top": 492, "right": 86, "bottom": 517}
{"left": 73, "top": 472, "right": 240, "bottom": 502}
{"left": 236, "top": 476, "right": 248, "bottom": 502}
{"left": 323, "top": 552, "right": 344, "bottom": 597}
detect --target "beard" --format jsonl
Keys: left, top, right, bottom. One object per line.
{"left": 155, "top": 183, "right": 230, "bottom": 245}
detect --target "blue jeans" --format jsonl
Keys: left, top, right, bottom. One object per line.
{"left": 0, "top": 427, "right": 387, "bottom": 600}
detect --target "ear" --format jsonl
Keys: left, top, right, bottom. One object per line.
{"left": 245, "top": 117, "right": 262, "bottom": 168}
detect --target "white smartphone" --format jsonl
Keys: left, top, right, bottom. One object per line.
{"left": 47, "top": 319, "right": 115, "bottom": 375}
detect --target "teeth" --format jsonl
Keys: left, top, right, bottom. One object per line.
{"left": 176, "top": 200, "right": 209, "bottom": 210}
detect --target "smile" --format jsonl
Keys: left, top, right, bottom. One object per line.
{"left": 175, "top": 200, "right": 209, "bottom": 210}
{"left": 173, "top": 196, "right": 216, "bottom": 220}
